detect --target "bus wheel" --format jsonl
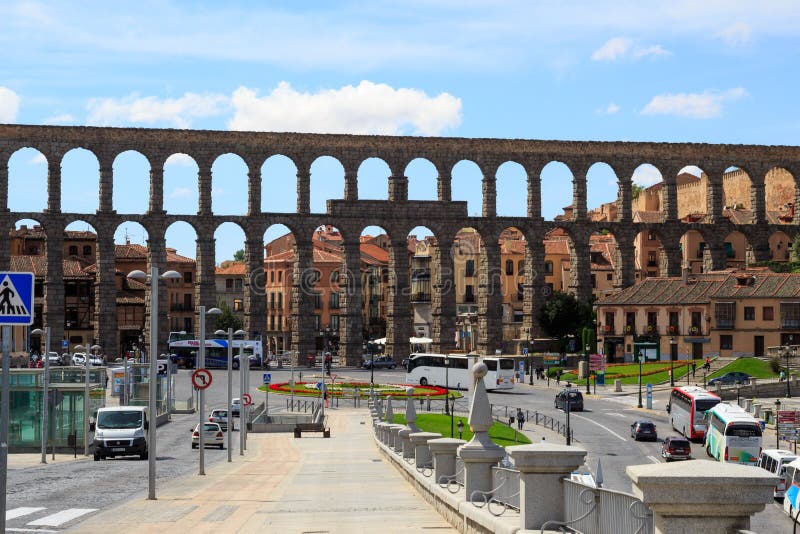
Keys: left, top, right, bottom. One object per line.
{"left": 232, "top": 361, "right": 240, "bottom": 370}
{"left": 420, "top": 378, "right": 428, "bottom": 386}
{"left": 706, "top": 445, "right": 712, "bottom": 458}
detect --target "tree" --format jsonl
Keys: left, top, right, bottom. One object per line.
{"left": 537, "top": 292, "right": 593, "bottom": 351}
{"left": 215, "top": 300, "right": 242, "bottom": 332}
{"left": 233, "top": 249, "right": 245, "bottom": 262}
{"left": 631, "top": 183, "right": 645, "bottom": 201}
{"left": 791, "top": 234, "right": 800, "bottom": 263}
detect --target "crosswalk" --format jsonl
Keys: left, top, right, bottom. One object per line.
{"left": 5, "top": 506, "right": 97, "bottom": 530}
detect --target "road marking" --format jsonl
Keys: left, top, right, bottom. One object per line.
{"left": 7, "top": 529, "right": 57, "bottom": 533}
{"left": 6, "top": 508, "right": 46, "bottom": 520}
{"left": 609, "top": 413, "right": 627, "bottom": 419}
{"left": 572, "top": 414, "right": 627, "bottom": 441}
{"left": 27, "top": 508, "right": 97, "bottom": 526}
{"left": 647, "top": 455, "right": 661, "bottom": 464}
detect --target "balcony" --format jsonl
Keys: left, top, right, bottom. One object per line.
{"left": 716, "top": 319, "right": 735, "bottom": 330}
{"left": 170, "top": 303, "right": 186, "bottom": 312}
{"left": 782, "top": 319, "right": 800, "bottom": 329}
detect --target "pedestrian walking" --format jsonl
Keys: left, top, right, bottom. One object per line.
{"left": 691, "top": 362, "right": 696, "bottom": 377}
{"left": 780, "top": 370, "right": 786, "bottom": 382}
{"left": 556, "top": 369, "right": 562, "bottom": 385}
{"left": 516, "top": 408, "right": 524, "bottom": 430}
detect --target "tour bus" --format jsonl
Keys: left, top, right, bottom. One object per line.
{"left": 405, "top": 353, "right": 515, "bottom": 391}
{"left": 704, "top": 402, "right": 763, "bottom": 464}
{"left": 168, "top": 336, "right": 263, "bottom": 369}
{"left": 667, "top": 385, "right": 721, "bottom": 441}
{"left": 782, "top": 458, "right": 800, "bottom": 517}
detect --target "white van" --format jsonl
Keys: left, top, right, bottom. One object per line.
{"left": 758, "top": 449, "right": 797, "bottom": 498}
{"left": 92, "top": 406, "right": 149, "bottom": 461}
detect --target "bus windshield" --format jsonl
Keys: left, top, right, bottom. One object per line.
{"left": 726, "top": 424, "right": 762, "bottom": 437}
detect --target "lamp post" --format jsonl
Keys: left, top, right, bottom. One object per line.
{"left": 637, "top": 350, "right": 643, "bottom": 409}
{"left": 669, "top": 337, "right": 676, "bottom": 387}
{"left": 457, "top": 419, "right": 464, "bottom": 439}
{"left": 73, "top": 343, "right": 90, "bottom": 458}
{"left": 565, "top": 388, "right": 571, "bottom": 446}
{"left": 686, "top": 344, "right": 691, "bottom": 386}
{"left": 785, "top": 346, "right": 792, "bottom": 398}
{"left": 775, "top": 399, "right": 782, "bottom": 448}
{"left": 127, "top": 268, "right": 181, "bottom": 499}
{"left": 443, "top": 355, "right": 450, "bottom": 416}
{"left": 449, "top": 394, "right": 455, "bottom": 438}
{"left": 368, "top": 342, "right": 375, "bottom": 395}
{"left": 585, "top": 343, "right": 591, "bottom": 395}
{"left": 197, "top": 306, "right": 222, "bottom": 475}
{"left": 32, "top": 327, "right": 50, "bottom": 464}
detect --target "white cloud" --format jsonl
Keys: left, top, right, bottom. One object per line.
{"left": 591, "top": 37, "right": 670, "bottom": 61}
{"left": 165, "top": 154, "right": 196, "bottom": 167}
{"left": 43, "top": 113, "right": 75, "bottom": 125}
{"left": 716, "top": 22, "right": 752, "bottom": 46}
{"left": 86, "top": 92, "right": 228, "bottom": 128}
{"left": 228, "top": 81, "right": 462, "bottom": 135}
{"left": 29, "top": 153, "right": 46, "bottom": 165}
{"left": 0, "top": 86, "right": 21, "bottom": 122}
{"left": 679, "top": 165, "right": 703, "bottom": 177}
{"left": 597, "top": 102, "right": 620, "bottom": 115}
{"left": 641, "top": 88, "right": 747, "bottom": 118}
{"left": 632, "top": 166, "right": 663, "bottom": 186}
{"left": 169, "top": 187, "right": 194, "bottom": 199}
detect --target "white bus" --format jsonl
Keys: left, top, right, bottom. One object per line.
{"left": 782, "top": 458, "right": 800, "bottom": 518}
{"left": 667, "top": 386, "right": 721, "bottom": 441}
{"left": 704, "top": 402, "right": 762, "bottom": 465}
{"left": 405, "top": 353, "right": 515, "bottom": 391}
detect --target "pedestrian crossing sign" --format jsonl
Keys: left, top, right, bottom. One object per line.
{"left": 0, "top": 272, "right": 34, "bottom": 325}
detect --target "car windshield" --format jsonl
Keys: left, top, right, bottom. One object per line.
{"left": 670, "top": 439, "right": 689, "bottom": 447}
{"left": 214, "top": 411, "right": 227, "bottom": 418}
{"left": 638, "top": 423, "right": 655, "bottom": 430}
{"left": 97, "top": 410, "right": 143, "bottom": 429}
{"left": 203, "top": 423, "right": 219, "bottom": 431}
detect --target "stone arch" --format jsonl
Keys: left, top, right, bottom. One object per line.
{"left": 163, "top": 153, "right": 199, "bottom": 215}
{"left": 360, "top": 225, "right": 390, "bottom": 345}
{"left": 496, "top": 161, "right": 527, "bottom": 217}
{"left": 261, "top": 154, "right": 298, "bottom": 213}
{"left": 722, "top": 230, "right": 749, "bottom": 269}
{"left": 720, "top": 166, "right": 754, "bottom": 223}
{"left": 112, "top": 220, "right": 149, "bottom": 354}
{"left": 498, "top": 226, "right": 526, "bottom": 343}
{"left": 211, "top": 153, "right": 249, "bottom": 216}
{"left": 408, "top": 225, "right": 437, "bottom": 341}
{"left": 8, "top": 147, "right": 48, "bottom": 213}
{"left": 263, "top": 223, "right": 294, "bottom": 355}
{"left": 61, "top": 147, "right": 100, "bottom": 213}
{"left": 112, "top": 150, "right": 151, "bottom": 214}
{"left": 405, "top": 158, "right": 438, "bottom": 201}
{"left": 769, "top": 230, "right": 792, "bottom": 261}
{"left": 310, "top": 155, "right": 345, "bottom": 213}
{"left": 675, "top": 165, "right": 706, "bottom": 222}
{"left": 165, "top": 220, "right": 198, "bottom": 333}
{"left": 357, "top": 157, "right": 390, "bottom": 200}
{"left": 631, "top": 163, "right": 664, "bottom": 223}
{"left": 451, "top": 160, "right": 483, "bottom": 217}
{"left": 540, "top": 161, "right": 574, "bottom": 221}
{"left": 765, "top": 167, "right": 796, "bottom": 223}
{"left": 452, "top": 226, "right": 484, "bottom": 352}
{"left": 586, "top": 162, "right": 619, "bottom": 221}
{"left": 588, "top": 226, "right": 621, "bottom": 297}
{"left": 679, "top": 228, "right": 716, "bottom": 273}
{"left": 633, "top": 226, "right": 669, "bottom": 279}
{"left": 60, "top": 219, "right": 98, "bottom": 352}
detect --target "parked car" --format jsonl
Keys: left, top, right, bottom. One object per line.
{"left": 191, "top": 422, "right": 225, "bottom": 449}
{"left": 47, "top": 351, "right": 62, "bottom": 366}
{"left": 209, "top": 408, "right": 232, "bottom": 431}
{"left": 661, "top": 436, "right": 692, "bottom": 461}
{"left": 554, "top": 389, "right": 584, "bottom": 412}
{"left": 71, "top": 352, "right": 86, "bottom": 366}
{"left": 708, "top": 372, "right": 752, "bottom": 386}
{"left": 231, "top": 398, "right": 241, "bottom": 417}
{"left": 631, "top": 420, "right": 658, "bottom": 441}
{"left": 362, "top": 356, "right": 397, "bottom": 369}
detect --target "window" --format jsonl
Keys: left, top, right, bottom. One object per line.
{"left": 591, "top": 274, "right": 596, "bottom": 288}
{"left": 184, "top": 272, "right": 193, "bottom": 284}
{"left": 465, "top": 260, "right": 475, "bottom": 277}
{"left": 270, "top": 271, "right": 275, "bottom": 283}
{"left": 625, "top": 311, "right": 636, "bottom": 333}
{"left": 605, "top": 312, "right": 615, "bottom": 330}
{"left": 277, "top": 293, "right": 283, "bottom": 309}
{"left": 330, "top": 315, "right": 340, "bottom": 331}
{"left": 744, "top": 306, "right": 755, "bottom": 321}
{"left": 82, "top": 245, "right": 92, "bottom": 256}
{"left": 313, "top": 314, "right": 320, "bottom": 331}
{"left": 505, "top": 260, "right": 514, "bottom": 275}
{"left": 330, "top": 271, "right": 340, "bottom": 284}
{"left": 226, "top": 279, "right": 233, "bottom": 289}
{"left": 647, "top": 251, "right": 657, "bottom": 267}
{"left": 233, "top": 299, "right": 242, "bottom": 312}
{"left": 720, "top": 335, "right": 733, "bottom": 350}
{"left": 668, "top": 311, "right": 679, "bottom": 333}
{"left": 648, "top": 231, "right": 657, "bottom": 241}
{"left": 329, "top": 292, "right": 340, "bottom": 309}
{"left": 715, "top": 302, "right": 736, "bottom": 329}
{"left": 313, "top": 292, "right": 322, "bottom": 310}
{"left": 545, "top": 261, "right": 554, "bottom": 275}
{"left": 724, "top": 242, "right": 735, "bottom": 258}
{"left": 278, "top": 271, "right": 283, "bottom": 282}
{"left": 68, "top": 245, "right": 78, "bottom": 255}
{"left": 780, "top": 303, "right": 800, "bottom": 329}
{"left": 647, "top": 311, "right": 658, "bottom": 333}
{"left": 764, "top": 306, "right": 774, "bottom": 321}
{"left": 465, "top": 285, "right": 475, "bottom": 303}
{"left": 606, "top": 273, "right": 612, "bottom": 281}
{"left": 516, "top": 283, "right": 523, "bottom": 301}
{"left": 269, "top": 315, "right": 274, "bottom": 330}
{"left": 235, "top": 279, "right": 243, "bottom": 290}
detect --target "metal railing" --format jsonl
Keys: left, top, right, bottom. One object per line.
{"left": 489, "top": 404, "right": 574, "bottom": 441}
{"left": 438, "top": 457, "right": 465, "bottom": 493}
{"left": 469, "top": 466, "right": 520, "bottom": 516}
{"left": 558, "top": 479, "right": 653, "bottom": 534}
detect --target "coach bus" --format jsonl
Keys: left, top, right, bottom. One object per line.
{"left": 667, "top": 385, "right": 721, "bottom": 441}
{"left": 704, "top": 402, "right": 762, "bottom": 464}
{"left": 405, "top": 353, "right": 515, "bottom": 391}
{"left": 168, "top": 337, "right": 263, "bottom": 369}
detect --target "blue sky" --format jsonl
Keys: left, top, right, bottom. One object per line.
{"left": 2, "top": 1, "right": 799, "bottom": 262}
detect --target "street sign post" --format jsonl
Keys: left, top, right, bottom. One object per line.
{"left": 0, "top": 271, "right": 34, "bottom": 533}
{"left": 262, "top": 373, "right": 271, "bottom": 418}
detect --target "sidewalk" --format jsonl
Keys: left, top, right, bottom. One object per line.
{"left": 75, "top": 408, "right": 456, "bottom": 533}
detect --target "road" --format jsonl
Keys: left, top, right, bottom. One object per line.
{"left": 4, "top": 365, "right": 793, "bottom": 531}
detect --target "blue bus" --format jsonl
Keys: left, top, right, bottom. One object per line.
{"left": 168, "top": 337, "right": 263, "bottom": 369}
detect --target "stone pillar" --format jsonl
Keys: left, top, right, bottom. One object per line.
{"left": 431, "top": 237, "right": 456, "bottom": 354}
{"left": 527, "top": 165, "right": 543, "bottom": 219}
{"left": 296, "top": 164, "right": 310, "bottom": 214}
{"left": 626, "top": 459, "right": 776, "bottom": 534}
{"left": 429, "top": 438, "right": 466, "bottom": 484}
{"left": 388, "top": 174, "right": 408, "bottom": 202}
{"left": 246, "top": 158, "right": 261, "bottom": 216}
{"left": 46, "top": 158, "right": 61, "bottom": 213}
{"left": 702, "top": 243, "right": 727, "bottom": 272}
{"left": 399, "top": 386, "right": 421, "bottom": 458}
{"left": 410, "top": 432, "right": 442, "bottom": 468}
{"left": 148, "top": 159, "right": 165, "bottom": 214}
{"left": 243, "top": 236, "right": 266, "bottom": 339}
{"left": 568, "top": 236, "right": 592, "bottom": 302}
{"left": 478, "top": 241, "right": 503, "bottom": 354}
{"left": 343, "top": 168, "right": 358, "bottom": 201}
{"left": 458, "top": 362, "right": 505, "bottom": 501}
{"left": 98, "top": 161, "right": 114, "bottom": 213}
{"left": 571, "top": 168, "right": 587, "bottom": 221}
{"left": 750, "top": 179, "right": 766, "bottom": 224}
{"left": 386, "top": 240, "right": 411, "bottom": 362}
{"left": 45, "top": 229, "right": 65, "bottom": 347}
{"left": 617, "top": 177, "right": 633, "bottom": 222}
{"left": 0, "top": 155, "right": 8, "bottom": 212}
{"left": 615, "top": 234, "right": 636, "bottom": 288}
{"left": 195, "top": 235, "right": 218, "bottom": 333}
{"left": 507, "top": 444, "right": 588, "bottom": 530}
{"left": 437, "top": 166, "right": 451, "bottom": 202}
{"left": 385, "top": 396, "right": 394, "bottom": 423}
{"left": 706, "top": 176, "right": 723, "bottom": 223}
{"left": 662, "top": 176, "right": 678, "bottom": 221}
{"left": 94, "top": 229, "right": 118, "bottom": 356}
{"left": 659, "top": 243, "right": 682, "bottom": 278}
{"left": 482, "top": 175, "right": 496, "bottom": 218}
{"left": 339, "top": 239, "right": 363, "bottom": 366}
{"left": 291, "top": 239, "right": 316, "bottom": 359}
{"left": 145, "top": 233, "right": 169, "bottom": 354}
{"left": 389, "top": 425, "right": 405, "bottom": 452}
{"left": 0, "top": 213, "right": 9, "bottom": 270}
{"left": 198, "top": 161, "right": 212, "bottom": 216}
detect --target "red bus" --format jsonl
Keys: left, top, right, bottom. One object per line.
{"left": 667, "top": 386, "right": 721, "bottom": 441}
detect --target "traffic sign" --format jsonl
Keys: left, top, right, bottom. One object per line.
{"left": 522, "top": 348, "right": 529, "bottom": 355}
{"left": 589, "top": 354, "right": 605, "bottom": 371}
{"left": 242, "top": 393, "right": 252, "bottom": 406}
{"left": 0, "top": 272, "right": 34, "bottom": 325}
{"left": 191, "top": 368, "right": 212, "bottom": 390}
{"left": 263, "top": 373, "right": 271, "bottom": 385}
{"left": 62, "top": 339, "right": 68, "bottom": 349}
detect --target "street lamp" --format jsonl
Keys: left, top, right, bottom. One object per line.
{"left": 73, "top": 343, "right": 89, "bottom": 458}
{"left": 785, "top": 346, "right": 793, "bottom": 398}
{"left": 443, "top": 355, "right": 450, "bottom": 416}
{"left": 775, "top": 399, "right": 782, "bottom": 448}
{"left": 637, "top": 350, "right": 643, "bottom": 409}
{"left": 127, "top": 267, "right": 181, "bottom": 499}
{"left": 669, "top": 337, "right": 676, "bottom": 387}
{"left": 32, "top": 327, "right": 50, "bottom": 464}
{"left": 449, "top": 393, "right": 455, "bottom": 438}
{"left": 585, "top": 343, "right": 591, "bottom": 395}
{"left": 216, "top": 328, "right": 246, "bottom": 463}
{"left": 197, "top": 306, "right": 222, "bottom": 475}
{"left": 457, "top": 419, "right": 464, "bottom": 439}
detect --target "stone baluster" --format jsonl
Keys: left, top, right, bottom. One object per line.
{"left": 507, "top": 444, "right": 587, "bottom": 530}
{"left": 458, "top": 362, "right": 505, "bottom": 501}
{"left": 429, "top": 438, "right": 466, "bottom": 484}
{"left": 409, "top": 432, "right": 443, "bottom": 468}
{"left": 627, "top": 459, "right": 776, "bottom": 533}
{"left": 385, "top": 395, "right": 394, "bottom": 423}
{"left": 399, "top": 387, "right": 420, "bottom": 459}
{"left": 389, "top": 425, "right": 405, "bottom": 452}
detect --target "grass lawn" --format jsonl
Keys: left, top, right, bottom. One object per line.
{"left": 391, "top": 413, "right": 531, "bottom": 447}
{"left": 561, "top": 361, "right": 696, "bottom": 386}
{"left": 707, "top": 357, "right": 778, "bottom": 380}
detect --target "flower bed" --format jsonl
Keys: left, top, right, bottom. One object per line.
{"left": 563, "top": 361, "right": 693, "bottom": 380}
{"left": 266, "top": 381, "right": 450, "bottom": 398}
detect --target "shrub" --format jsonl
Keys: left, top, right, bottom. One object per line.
{"left": 547, "top": 366, "right": 563, "bottom": 378}
{"left": 770, "top": 357, "right": 782, "bottom": 373}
